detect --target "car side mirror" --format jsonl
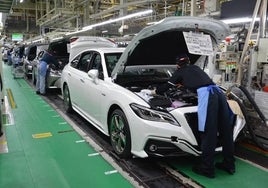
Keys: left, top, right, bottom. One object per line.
{"left": 88, "top": 69, "right": 99, "bottom": 84}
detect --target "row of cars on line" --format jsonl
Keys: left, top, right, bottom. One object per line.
{"left": 23, "top": 36, "right": 117, "bottom": 89}
{"left": 24, "top": 38, "right": 70, "bottom": 88}
{"left": 24, "top": 16, "right": 255, "bottom": 159}
{"left": 2, "top": 45, "right": 25, "bottom": 67}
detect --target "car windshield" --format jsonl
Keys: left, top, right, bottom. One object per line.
{"left": 104, "top": 52, "right": 123, "bottom": 76}
{"left": 120, "top": 65, "right": 176, "bottom": 78}
{"left": 114, "top": 65, "right": 177, "bottom": 89}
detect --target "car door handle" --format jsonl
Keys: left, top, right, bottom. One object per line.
{"left": 80, "top": 79, "right": 84, "bottom": 83}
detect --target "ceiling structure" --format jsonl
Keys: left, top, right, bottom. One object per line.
{"left": 0, "top": 0, "right": 13, "bottom": 13}
{"left": 0, "top": 0, "right": 229, "bottom": 43}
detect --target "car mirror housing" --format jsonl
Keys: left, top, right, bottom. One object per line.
{"left": 88, "top": 69, "right": 99, "bottom": 84}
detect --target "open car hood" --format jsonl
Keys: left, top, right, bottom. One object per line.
{"left": 112, "top": 16, "right": 230, "bottom": 77}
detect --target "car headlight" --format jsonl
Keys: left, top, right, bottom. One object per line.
{"left": 130, "top": 103, "right": 180, "bottom": 126}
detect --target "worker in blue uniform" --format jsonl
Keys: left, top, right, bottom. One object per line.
{"left": 36, "top": 50, "right": 60, "bottom": 95}
{"left": 145, "top": 54, "right": 235, "bottom": 178}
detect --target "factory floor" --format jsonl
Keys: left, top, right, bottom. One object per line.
{"left": 0, "top": 63, "right": 133, "bottom": 188}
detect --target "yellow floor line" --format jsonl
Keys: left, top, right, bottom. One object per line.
{"left": 0, "top": 134, "right": 9, "bottom": 153}
{"left": 32, "top": 132, "right": 52, "bottom": 139}
{"left": 6, "top": 88, "right": 16, "bottom": 109}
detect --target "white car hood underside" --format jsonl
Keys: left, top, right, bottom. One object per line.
{"left": 112, "top": 16, "right": 230, "bottom": 78}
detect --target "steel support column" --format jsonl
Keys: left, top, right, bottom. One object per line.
{"left": 236, "top": 0, "right": 264, "bottom": 85}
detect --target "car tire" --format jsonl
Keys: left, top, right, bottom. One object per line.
{"left": 109, "top": 109, "right": 131, "bottom": 158}
{"left": 63, "top": 84, "right": 73, "bottom": 113}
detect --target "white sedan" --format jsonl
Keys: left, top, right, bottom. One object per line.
{"left": 61, "top": 16, "right": 246, "bottom": 158}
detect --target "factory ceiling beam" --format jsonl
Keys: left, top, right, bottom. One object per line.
{"left": 236, "top": 0, "right": 264, "bottom": 85}
{"left": 0, "top": 0, "right": 13, "bottom": 13}
{"left": 2, "top": 0, "right": 209, "bottom": 40}
{"left": 89, "top": 0, "right": 159, "bottom": 19}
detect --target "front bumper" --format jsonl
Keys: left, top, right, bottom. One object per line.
{"left": 144, "top": 139, "right": 192, "bottom": 157}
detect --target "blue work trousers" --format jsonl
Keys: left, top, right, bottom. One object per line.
{"left": 36, "top": 61, "right": 48, "bottom": 94}
{"left": 200, "top": 88, "right": 235, "bottom": 170}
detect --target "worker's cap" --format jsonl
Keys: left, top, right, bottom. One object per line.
{"left": 175, "top": 54, "right": 190, "bottom": 66}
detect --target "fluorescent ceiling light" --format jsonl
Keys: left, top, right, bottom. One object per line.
{"left": 65, "top": 29, "right": 86, "bottom": 36}
{"left": 82, "top": 9, "right": 153, "bottom": 31}
{"left": 221, "top": 17, "right": 260, "bottom": 24}
{"left": 33, "top": 38, "right": 44, "bottom": 43}
{"left": 0, "top": 13, "right": 2, "bottom": 27}
{"left": 66, "top": 9, "right": 152, "bottom": 36}
{"left": 52, "top": 36, "right": 63, "bottom": 41}
{"left": 146, "top": 21, "right": 159, "bottom": 25}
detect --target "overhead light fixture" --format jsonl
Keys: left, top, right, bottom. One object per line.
{"left": 32, "top": 38, "right": 44, "bottom": 43}
{"left": 65, "top": 29, "right": 86, "bottom": 36}
{"left": 82, "top": 9, "right": 153, "bottom": 31}
{"left": 66, "top": 9, "right": 152, "bottom": 36}
{"left": 146, "top": 21, "right": 159, "bottom": 26}
{"left": 51, "top": 36, "right": 64, "bottom": 41}
{"left": 221, "top": 17, "right": 260, "bottom": 24}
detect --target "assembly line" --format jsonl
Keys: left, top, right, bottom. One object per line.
{"left": 0, "top": 53, "right": 268, "bottom": 187}
{"left": 1, "top": 0, "right": 268, "bottom": 187}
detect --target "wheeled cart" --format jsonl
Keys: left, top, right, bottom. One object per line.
{"left": 12, "top": 56, "right": 24, "bottom": 79}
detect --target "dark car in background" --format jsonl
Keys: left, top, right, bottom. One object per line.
{"left": 32, "top": 38, "right": 70, "bottom": 89}
{"left": 47, "top": 38, "right": 70, "bottom": 66}
{"left": 23, "top": 43, "right": 48, "bottom": 79}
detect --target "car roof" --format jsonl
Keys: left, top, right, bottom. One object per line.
{"left": 71, "top": 47, "right": 125, "bottom": 61}
{"left": 68, "top": 36, "right": 118, "bottom": 61}
{"left": 77, "top": 47, "right": 125, "bottom": 54}
{"left": 70, "top": 36, "right": 115, "bottom": 44}
{"left": 94, "top": 47, "right": 125, "bottom": 53}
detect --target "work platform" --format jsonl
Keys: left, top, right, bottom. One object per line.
{"left": 0, "top": 62, "right": 268, "bottom": 188}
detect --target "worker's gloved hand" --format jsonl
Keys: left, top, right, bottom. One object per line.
{"left": 141, "top": 89, "right": 156, "bottom": 96}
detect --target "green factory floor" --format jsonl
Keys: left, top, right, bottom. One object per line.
{"left": 1, "top": 63, "right": 268, "bottom": 188}
{"left": 0, "top": 64, "right": 133, "bottom": 188}
{"left": 166, "top": 154, "right": 268, "bottom": 188}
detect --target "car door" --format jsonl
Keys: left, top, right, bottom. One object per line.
{"left": 80, "top": 52, "right": 104, "bottom": 129}
{"left": 68, "top": 51, "right": 93, "bottom": 111}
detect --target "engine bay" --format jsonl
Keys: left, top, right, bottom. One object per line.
{"left": 131, "top": 85, "right": 198, "bottom": 111}
{"left": 115, "top": 69, "right": 198, "bottom": 111}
